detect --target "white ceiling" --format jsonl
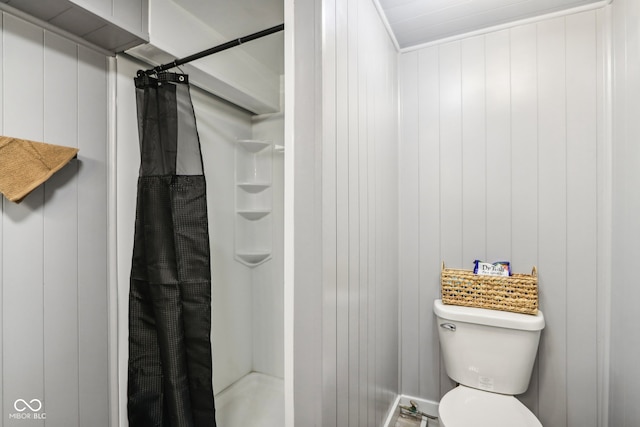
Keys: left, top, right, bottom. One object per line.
{"left": 378, "top": 0, "right": 603, "bottom": 49}
{"left": 172, "top": 0, "right": 604, "bottom": 73}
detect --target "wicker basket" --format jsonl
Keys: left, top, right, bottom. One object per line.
{"left": 440, "top": 262, "right": 538, "bottom": 315}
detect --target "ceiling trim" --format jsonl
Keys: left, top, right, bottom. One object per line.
{"left": 398, "top": 0, "right": 612, "bottom": 53}
{"left": 372, "top": 0, "right": 401, "bottom": 52}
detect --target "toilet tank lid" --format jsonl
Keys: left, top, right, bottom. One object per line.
{"left": 433, "top": 299, "right": 545, "bottom": 331}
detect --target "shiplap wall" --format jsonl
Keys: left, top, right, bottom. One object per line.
{"left": 288, "top": 0, "right": 399, "bottom": 425}
{"left": 610, "top": 0, "right": 640, "bottom": 425}
{"left": 399, "top": 9, "right": 608, "bottom": 427}
{"left": 0, "top": 12, "right": 109, "bottom": 427}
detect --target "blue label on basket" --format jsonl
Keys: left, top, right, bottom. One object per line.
{"left": 473, "top": 260, "right": 511, "bottom": 276}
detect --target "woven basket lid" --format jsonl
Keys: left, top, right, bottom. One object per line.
{"left": 0, "top": 136, "right": 78, "bottom": 203}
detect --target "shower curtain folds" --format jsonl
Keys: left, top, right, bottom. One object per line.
{"left": 128, "top": 71, "right": 217, "bottom": 427}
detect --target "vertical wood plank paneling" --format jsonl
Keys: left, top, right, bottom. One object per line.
{"left": 437, "top": 41, "right": 462, "bottom": 397}
{"left": 565, "top": 11, "right": 599, "bottom": 426}
{"left": 383, "top": 45, "right": 399, "bottom": 423}
{"left": 356, "top": 8, "right": 370, "bottom": 421}
{"left": 461, "top": 36, "right": 487, "bottom": 263}
{"left": 417, "top": 46, "right": 441, "bottom": 401}
{"left": 43, "top": 31, "right": 80, "bottom": 427}
{"left": 371, "top": 71, "right": 382, "bottom": 427}
{"left": 346, "top": 2, "right": 360, "bottom": 425}
{"left": 510, "top": 24, "right": 542, "bottom": 411}
{"left": 399, "top": 9, "right": 604, "bottom": 427}
{"left": 1, "top": 13, "right": 109, "bottom": 427}
{"left": 594, "top": 10, "right": 611, "bottom": 426}
{"left": 321, "top": 0, "right": 338, "bottom": 423}
{"left": 536, "top": 16, "right": 568, "bottom": 427}
{"left": 2, "top": 15, "right": 44, "bottom": 148}
{"left": 509, "top": 23, "right": 539, "bottom": 413}
{"left": 366, "top": 69, "right": 378, "bottom": 427}
{"left": 371, "top": 45, "right": 382, "bottom": 425}
{"left": 315, "top": 0, "right": 400, "bottom": 423}
{"left": 3, "top": 14, "right": 46, "bottom": 427}
{"left": 398, "top": 50, "right": 420, "bottom": 397}
{"left": 610, "top": 0, "right": 640, "bottom": 425}
{"left": 77, "top": 45, "right": 109, "bottom": 427}
{"left": 372, "top": 42, "right": 381, "bottom": 426}
{"left": 624, "top": 0, "right": 640, "bottom": 417}
{"left": 335, "top": 0, "right": 350, "bottom": 423}
{"left": 509, "top": 24, "right": 538, "bottom": 270}
{"left": 381, "top": 33, "right": 398, "bottom": 412}
{"left": 608, "top": 1, "right": 627, "bottom": 423}
{"left": 438, "top": 42, "right": 463, "bottom": 269}
{"left": 484, "top": 30, "right": 512, "bottom": 261}
{"left": 380, "top": 8, "right": 399, "bottom": 422}
{"left": 0, "top": 8, "right": 109, "bottom": 427}
{"left": 356, "top": 3, "right": 370, "bottom": 422}
{"left": 288, "top": 0, "right": 326, "bottom": 424}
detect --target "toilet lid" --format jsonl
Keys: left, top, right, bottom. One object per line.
{"left": 439, "top": 386, "right": 542, "bottom": 427}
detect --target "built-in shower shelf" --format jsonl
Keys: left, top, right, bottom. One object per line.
{"left": 237, "top": 210, "right": 271, "bottom": 220}
{"left": 235, "top": 136, "right": 273, "bottom": 268}
{"left": 237, "top": 182, "right": 271, "bottom": 193}
{"left": 235, "top": 252, "right": 271, "bottom": 266}
{"left": 237, "top": 139, "right": 271, "bottom": 153}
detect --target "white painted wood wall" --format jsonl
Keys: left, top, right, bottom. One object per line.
{"left": 399, "top": 8, "right": 609, "bottom": 427}
{"left": 286, "top": 0, "right": 400, "bottom": 425}
{"left": 0, "top": 12, "right": 109, "bottom": 427}
{"left": 610, "top": 0, "right": 640, "bottom": 425}
{"left": 8, "top": 2, "right": 640, "bottom": 427}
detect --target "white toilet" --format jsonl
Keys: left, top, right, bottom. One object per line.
{"left": 433, "top": 299, "right": 545, "bottom": 427}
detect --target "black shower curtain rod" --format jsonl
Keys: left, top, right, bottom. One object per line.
{"left": 138, "top": 23, "right": 285, "bottom": 76}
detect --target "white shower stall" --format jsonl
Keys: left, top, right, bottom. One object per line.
{"left": 115, "top": 46, "right": 284, "bottom": 427}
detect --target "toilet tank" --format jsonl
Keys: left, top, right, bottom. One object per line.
{"left": 433, "top": 299, "right": 545, "bottom": 395}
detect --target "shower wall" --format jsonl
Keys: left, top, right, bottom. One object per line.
{"left": 116, "top": 55, "right": 282, "bottom": 426}
{"left": 251, "top": 111, "right": 285, "bottom": 379}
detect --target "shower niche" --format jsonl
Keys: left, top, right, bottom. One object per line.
{"left": 235, "top": 138, "right": 273, "bottom": 267}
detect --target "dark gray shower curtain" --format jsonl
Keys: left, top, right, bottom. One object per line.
{"left": 128, "top": 71, "right": 217, "bottom": 427}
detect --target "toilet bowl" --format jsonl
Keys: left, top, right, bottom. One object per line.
{"left": 439, "top": 385, "right": 541, "bottom": 427}
{"left": 433, "top": 299, "right": 545, "bottom": 427}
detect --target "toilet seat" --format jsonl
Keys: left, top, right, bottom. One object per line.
{"left": 439, "top": 385, "right": 542, "bottom": 427}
